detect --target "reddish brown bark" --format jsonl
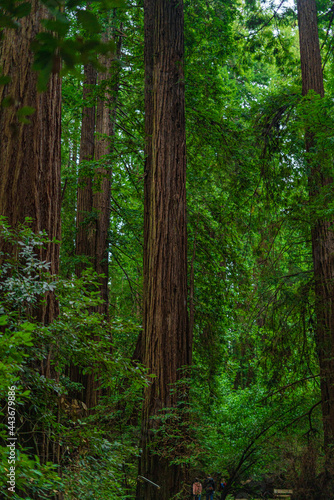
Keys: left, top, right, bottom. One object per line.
{"left": 0, "top": 0, "right": 61, "bottom": 324}
{"left": 0, "top": 0, "right": 61, "bottom": 481}
{"left": 297, "top": 0, "right": 334, "bottom": 464}
{"left": 297, "top": 0, "right": 324, "bottom": 98}
{"left": 93, "top": 50, "right": 113, "bottom": 318}
{"left": 73, "top": 61, "right": 110, "bottom": 411}
{"left": 137, "top": 0, "right": 191, "bottom": 498}
{"left": 71, "top": 64, "right": 98, "bottom": 413}
{"left": 85, "top": 75, "right": 109, "bottom": 402}
{"left": 93, "top": 28, "right": 122, "bottom": 317}
{"left": 76, "top": 32, "right": 121, "bottom": 314}
{"left": 74, "top": 30, "right": 122, "bottom": 410}
{"left": 76, "top": 64, "right": 97, "bottom": 276}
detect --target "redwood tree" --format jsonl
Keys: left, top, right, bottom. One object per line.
{"left": 76, "top": 28, "right": 122, "bottom": 316}
{"left": 0, "top": 0, "right": 61, "bottom": 471}
{"left": 93, "top": 44, "right": 113, "bottom": 318}
{"left": 297, "top": 0, "right": 334, "bottom": 471}
{"left": 137, "top": 0, "right": 191, "bottom": 498}
{"left": 0, "top": 0, "right": 61, "bottom": 324}
{"left": 75, "top": 63, "right": 97, "bottom": 279}
{"left": 74, "top": 28, "right": 122, "bottom": 410}
{"left": 75, "top": 57, "right": 112, "bottom": 319}
{"left": 72, "top": 63, "right": 98, "bottom": 411}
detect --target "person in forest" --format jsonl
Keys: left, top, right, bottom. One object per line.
{"left": 219, "top": 478, "right": 227, "bottom": 499}
{"left": 204, "top": 474, "right": 215, "bottom": 500}
{"left": 192, "top": 478, "right": 203, "bottom": 499}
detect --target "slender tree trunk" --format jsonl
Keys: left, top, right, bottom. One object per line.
{"left": 93, "top": 42, "right": 113, "bottom": 319}
{"left": 86, "top": 29, "right": 122, "bottom": 407}
{"left": 76, "top": 64, "right": 97, "bottom": 276}
{"left": 73, "top": 58, "right": 109, "bottom": 410}
{"left": 137, "top": 1, "right": 191, "bottom": 498}
{"left": 297, "top": 0, "right": 334, "bottom": 467}
{"left": 0, "top": 0, "right": 61, "bottom": 325}
{"left": 76, "top": 30, "right": 121, "bottom": 314}
{"left": 72, "top": 63, "right": 97, "bottom": 411}
{"left": 74, "top": 28, "right": 122, "bottom": 410}
{"left": 93, "top": 26, "right": 122, "bottom": 317}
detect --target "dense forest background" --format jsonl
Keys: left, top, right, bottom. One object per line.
{"left": 1, "top": 0, "right": 334, "bottom": 498}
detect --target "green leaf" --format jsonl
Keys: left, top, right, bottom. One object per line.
{"left": 99, "top": 0, "right": 125, "bottom": 9}
{"left": 34, "top": 31, "right": 58, "bottom": 48}
{"left": 37, "top": 65, "right": 52, "bottom": 92}
{"left": 13, "top": 2, "right": 31, "bottom": 18}
{"left": 66, "top": 0, "right": 85, "bottom": 8}
{"left": 0, "top": 12, "right": 17, "bottom": 29}
{"left": 0, "top": 315, "right": 8, "bottom": 326}
{"left": 1, "top": 95, "right": 14, "bottom": 107}
{"left": 42, "top": 18, "right": 70, "bottom": 37}
{"left": 0, "top": 75, "right": 10, "bottom": 85}
{"left": 16, "top": 106, "right": 36, "bottom": 118}
{"left": 16, "top": 106, "right": 36, "bottom": 124}
{"left": 39, "top": 0, "right": 63, "bottom": 10}
{"left": 76, "top": 10, "right": 101, "bottom": 34}
{"left": 97, "top": 39, "right": 116, "bottom": 55}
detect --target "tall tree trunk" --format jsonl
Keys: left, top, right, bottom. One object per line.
{"left": 0, "top": 0, "right": 61, "bottom": 325}
{"left": 0, "top": 0, "right": 61, "bottom": 482}
{"left": 297, "top": 0, "right": 334, "bottom": 468}
{"left": 74, "top": 28, "right": 122, "bottom": 410}
{"left": 76, "top": 30, "right": 122, "bottom": 314}
{"left": 84, "top": 49, "right": 112, "bottom": 411}
{"left": 72, "top": 63, "right": 97, "bottom": 411}
{"left": 93, "top": 44, "right": 113, "bottom": 319}
{"left": 137, "top": 1, "right": 191, "bottom": 498}
{"left": 93, "top": 25, "right": 122, "bottom": 316}
{"left": 76, "top": 63, "right": 97, "bottom": 277}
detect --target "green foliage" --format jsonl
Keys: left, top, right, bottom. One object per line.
{"left": 0, "top": 452, "right": 62, "bottom": 500}
{"left": 0, "top": 0, "right": 125, "bottom": 92}
{"left": 4, "top": 0, "right": 334, "bottom": 496}
{"left": 0, "top": 0, "right": 31, "bottom": 29}
{"left": 0, "top": 317, "right": 34, "bottom": 390}
{"left": 0, "top": 222, "right": 64, "bottom": 498}
{"left": 0, "top": 220, "right": 148, "bottom": 498}
{"left": 0, "top": 218, "right": 56, "bottom": 314}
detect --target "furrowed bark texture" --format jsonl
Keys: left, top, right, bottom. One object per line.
{"left": 94, "top": 27, "right": 123, "bottom": 318}
{"left": 74, "top": 30, "right": 122, "bottom": 410}
{"left": 84, "top": 51, "right": 113, "bottom": 410}
{"left": 137, "top": 0, "right": 191, "bottom": 498}
{"left": 0, "top": 0, "right": 61, "bottom": 482}
{"left": 93, "top": 50, "right": 112, "bottom": 318}
{"left": 0, "top": 0, "right": 61, "bottom": 324}
{"left": 72, "top": 63, "right": 98, "bottom": 411}
{"left": 76, "top": 33, "right": 121, "bottom": 316}
{"left": 297, "top": 0, "right": 334, "bottom": 464}
{"left": 76, "top": 64, "right": 97, "bottom": 277}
